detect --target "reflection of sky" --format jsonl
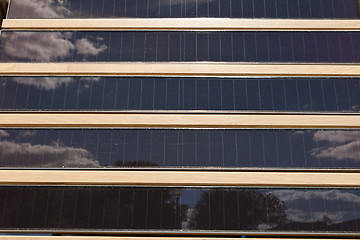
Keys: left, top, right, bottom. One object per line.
{"left": 180, "top": 188, "right": 202, "bottom": 208}
{"left": 7, "top": 0, "right": 358, "bottom": 19}
{"left": 1, "top": 129, "right": 360, "bottom": 168}
{"left": 1, "top": 31, "right": 359, "bottom": 63}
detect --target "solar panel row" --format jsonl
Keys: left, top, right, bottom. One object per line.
{"left": 1, "top": 129, "right": 359, "bottom": 168}
{"left": 7, "top": 0, "right": 358, "bottom": 19}
{"left": 0, "top": 31, "right": 359, "bottom": 63}
{"left": 1, "top": 77, "right": 359, "bottom": 112}
{"left": 0, "top": 186, "right": 359, "bottom": 233}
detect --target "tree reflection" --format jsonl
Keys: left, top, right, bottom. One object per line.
{"left": 0, "top": 187, "right": 188, "bottom": 230}
{"left": 189, "top": 189, "right": 287, "bottom": 230}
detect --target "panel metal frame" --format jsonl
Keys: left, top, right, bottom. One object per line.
{"left": 1, "top": 170, "right": 360, "bottom": 187}
{"left": 2, "top": 63, "right": 360, "bottom": 77}
{"left": 3, "top": 18, "right": 360, "bottom": 31}
{"left": 0, "top": 234, "right": 359, "bottom": 239}
{"left": 1, "top": 113, "right": 360, "bottom": 128}
{"left": 0, "top": 237, "right": 355, "bottom": 240}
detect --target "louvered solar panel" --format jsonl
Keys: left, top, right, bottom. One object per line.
{"left": 1, "top": 128, "right": 360, "bottom": 169}
{"left": 0, "top": 186, "right": 359, "bottom": 234}
{"left": 7, "top": 0, "right": 358, "bottom": 19}
{"left": 0, "top": 31, "right": 359, "bottom": 63}
{"left": 1, "top": 76, "right": 360, "bottom": 112}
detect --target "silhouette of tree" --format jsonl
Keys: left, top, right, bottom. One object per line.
{"left": 188, "top": 189, "right": 287, "bottom": 230}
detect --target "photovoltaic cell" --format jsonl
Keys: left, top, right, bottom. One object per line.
{"left": 1, "top": 129, "right": 360, "bottom": 169}
{"left": 0, "top": 31, "right": 359, "bottom": 63}
{"left": 1, "top": 76, "right": 360, "bottom": 112}
{"left": 6, "top": 0, "right": 359, "bottom": 19}
{"left": 0, "top": 186, "right": 359, "bottom": 234}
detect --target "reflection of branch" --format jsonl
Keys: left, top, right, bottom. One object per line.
{"left": 0, "top": 0, "right": 8, "bottom": 26}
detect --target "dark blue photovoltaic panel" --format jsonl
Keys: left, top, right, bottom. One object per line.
{"left": 0, "top": 31, "right": 359, "bottom": 63}
{"left": 7, "top": 0, "right": 359, "bottom": 19}
{"left": 0, "top": 186, "right": 359, "bottom": 234}
{"left": 1, "top": 129, "right": 360, "bottom": 169}
{"left": 1, "top": 76, "right": 360, "bottom": 112}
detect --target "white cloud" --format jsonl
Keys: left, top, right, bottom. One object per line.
{"left": 163, "top": 0, "right": 216, "bottom": 5}
{"left": 20, "top": 131, "right": 37, "bottom": 138}
{"left": 0, "top": 140, "right": 100, "bottom": 168}
{"left": 271, "top": 190, "right": 360, "bottom": 223}
{"left": 312, "top": 141, "right": 360, "bottom": 161}
{"left": 0, "top": 130, "right": 9, "bottom": 138}
{"left": 13, "top": 77, "right": 74, "bottom": 90}
{"left": 75, "top": 38, "right": 107, "bottom": 56}
{"left": 284, "top": 208, "right": 344, "bottom": 224}
{"left": 313, "top": 131, "right": 358, "bottom": 144}
{"left": 12, "top": 77, "right": 102, "bottom": 91}
{"left": 10, "top": 0, "right": 71, "bottom": 18}
{"left": 3, "top": 32, "right": 74, "bottom": 61}
{"left": 311, "top": 131, "right": 360, "bottom": 162}
{"left": 272, "top": 189, "right": 360, "bottom": 203}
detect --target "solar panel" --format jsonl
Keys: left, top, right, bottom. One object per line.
{"left": 0, "top": 31, "right": 359, "bottom": 63}
{"left": 0, "top": 186, "right": 359, "bottom": 234}
{"left": 6, "top": 0, "right": 358, "bottom": 19}
{"left": 1, "top": 76, "right": 360, "bottom": 112}
{"left": 1, "top": 129, "right": 360, "bottom": 169}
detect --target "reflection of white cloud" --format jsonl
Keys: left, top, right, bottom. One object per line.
{"left": 0, "top": 140, "right": 100, "bottom": 168}
{"left": 272, "top": 190, "right": 360, "bottom": 203}
{"left": 0, "top": 130, "right": 9, "bottom": 138}
{"left": 311, "top": 131, "right": 360, "bottom": 161}
{"left": 313, "top": 131, "right": 358, "bottom": 144}
{"left": 12, "top": 77, "right": 102, "bottom": 90}
{"left": 293, "top": 131, "right": 304, "bottom": 135}
{"left": 75, "top": 38, "right": 107, "bottom": 56}
{"left": 10, "top": 0, "right": 71, "bottom": 18}
{"left": 272, "top": 190, "right": 360, "bottom": 223}
{"left": 285, "top": 208, "right": 343, "bottom": 224}
{"left": 313, "top": 141, "right": 360, "bottom": 161}
{"left": 79, "top": 77, "right": 101, "bottom": 82}
{"left": 78, "top": 77, "right": 102, "bottom": 89}
{"left": 182, "top": 207, "right": 194, "bottom": 229}
{"left": 13, "top": 77, "right": 74, "bottom": 90}
{"left": 20, "top": 131, "right": 37, "bottom": 138}
{"left": 162, "top": 0, "right": 215, "bottom": 5}
{"left": 3, "top": 32, "right": 74, "bottom": 61}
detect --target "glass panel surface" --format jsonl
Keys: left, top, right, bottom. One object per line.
{"left": 1, "top": 31, "right": 359, "bottom": 63}
{"left": 1, "top": 129, "right": 360, "bottom": 169}
{"left": 7, "top": 0, "right": 359, "bottom": 19}
{"left": 0, "top": 186, "right": 359, "bottom": 234}
{"left": 1, "top": 76, "right": 360, "bottom": 112}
